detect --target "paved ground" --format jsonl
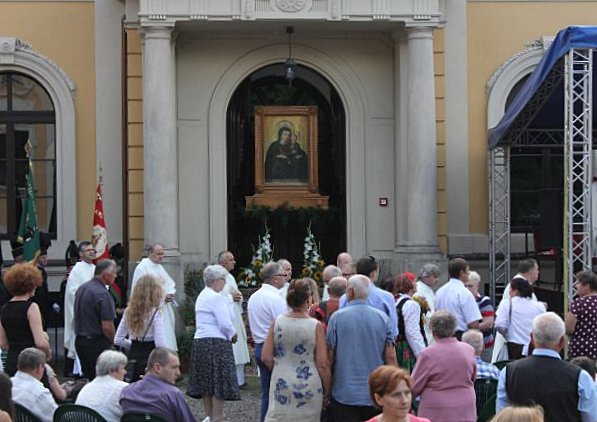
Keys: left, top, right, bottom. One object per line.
{"left": 182, "top": 375, "right": 261, "bottom": 421}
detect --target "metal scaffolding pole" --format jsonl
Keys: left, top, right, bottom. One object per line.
{"left": 564, "top": 48, "right": 593, "bottom": 307}
{"left": 489, "top": 146, "right": 511, "bottom": 305}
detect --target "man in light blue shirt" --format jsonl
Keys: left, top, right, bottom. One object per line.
{"left": 339, "top": 255, "right": 398, "bottom": 339}
{"left": 327, "top": 274, "right": 397, "bottom": 422}
{"left": 496, "top": 312, "right": 596, "bottom": 422}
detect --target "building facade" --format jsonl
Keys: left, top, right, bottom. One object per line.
{"left": 1, "top": 0, "right": 595, "bottom": 291}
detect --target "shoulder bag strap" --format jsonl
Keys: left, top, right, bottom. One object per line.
{"left": 140, "top": 308, "right": 159, "bottom": 342}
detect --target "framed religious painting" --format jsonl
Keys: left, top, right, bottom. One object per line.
{"left": 247, "top": 105, "right": 328, "bottom": 208}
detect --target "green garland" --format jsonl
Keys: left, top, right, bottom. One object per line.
{"left": 240, "top": 203, "right": 339, "bottom": 226}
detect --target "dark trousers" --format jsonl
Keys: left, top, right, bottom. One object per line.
{"left": 507, "top": 342, "right": 525, "bottom": 360}
{"left": 254, "top": 343, "right": 272, "bottom": 422}
{"left": 75, "top": 335, "right": 110, "bottom": 380}
{"left": 330, "top": 398, "right": 377, "bottom": 422}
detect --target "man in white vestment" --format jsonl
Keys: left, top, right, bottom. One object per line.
{"left": 218, "top": 250, "right": 250, "bottom": 386}
{"left": 131, "top": 243, "right": 178, "bottom": 350}
{"left": 64, "top": 241, "right": 96, "bottom": 365}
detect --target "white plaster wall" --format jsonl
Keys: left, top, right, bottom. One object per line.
{"left": 176, "top": 31, "right": 398, "bottom": 261}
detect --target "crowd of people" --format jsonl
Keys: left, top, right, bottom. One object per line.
{"left": 0, "top": 242, "right": 595, "bottom": 422}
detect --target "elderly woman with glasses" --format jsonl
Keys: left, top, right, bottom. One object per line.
{"left": 187, "top": 265, "right": 240, "bottom": 422}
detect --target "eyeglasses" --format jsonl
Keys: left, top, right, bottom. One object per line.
{"left": 342, "top": 273, "right": 355, "bottom": 278}
{"left": 275, "top": 274, "right": 287, "bottom": 277}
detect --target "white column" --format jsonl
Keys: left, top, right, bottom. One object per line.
{"left": 396, "top": 25, "right": 442, "bottom": 270}
{"left": 141, "top": 25, "right": 179, "bottom": 257}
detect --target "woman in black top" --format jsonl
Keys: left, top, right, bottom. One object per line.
{"left": 0, "top": 263, "right": 51, "bottom": 375}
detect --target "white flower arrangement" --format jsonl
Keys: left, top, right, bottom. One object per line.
{"left": 301, "top": 223, "right": 325, "bottom": 285}
{"left": 238, "top": 227, "right": 273, "bottom": 287}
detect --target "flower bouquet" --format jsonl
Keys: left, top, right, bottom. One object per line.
{"left": 238, "top": 227, "right": 273, "bottom": 287}
{"left": 301, "top": 223, "right": 325, "bottom": 285}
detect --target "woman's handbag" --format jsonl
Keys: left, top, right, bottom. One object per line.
{"left": 125, "top": 309, "right": 158, "bottom": 382}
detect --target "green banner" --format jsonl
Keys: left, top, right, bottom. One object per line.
{"left": 17, "top": 155, "right": 40, "bottom": 262}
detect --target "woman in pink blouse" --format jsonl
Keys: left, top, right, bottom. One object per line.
{"left": 410, "top": 311, "right": 477, "bottom": 422}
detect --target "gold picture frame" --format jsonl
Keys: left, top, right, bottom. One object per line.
{"left": 247, "top": 105, "right": 328, "bottom": 208}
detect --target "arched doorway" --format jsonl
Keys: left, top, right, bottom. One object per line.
{"left": 226, "top": 63, "right": 346, "bottom": 273}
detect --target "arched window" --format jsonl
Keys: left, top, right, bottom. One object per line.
{"left": 0, "top": 72, "right": 56, "bottom": 238}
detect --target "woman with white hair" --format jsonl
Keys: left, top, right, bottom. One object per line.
{"left": 187, "top": 265, "right": 240, "bottom": 422}
{"left": 76, "top": 350, "right": 128, "bottom": 422}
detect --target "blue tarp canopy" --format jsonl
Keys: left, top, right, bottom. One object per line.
{"left": 488, "top": 26, "right": 597, "bottom": 149}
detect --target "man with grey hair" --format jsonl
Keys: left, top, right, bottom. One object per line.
{"left": 336, "top": 252, "right": 353, "bottom": 269}
{"left": 76, "top": 350, "right": 129, "bottom": 421}
{"left": 11, "top": 348, "right": 57, "bottom": 422}
{"left": 497, "top": 312, "right": 597, "bottom": 421}
{"left": 131, "top": 243, "right": 178, "bottom": 350}
{"left": 74, "top": 259, "right": 117, "bottom": 379}
{"left": 321, "top": 265, "right": 342, "bottom": 301}
{"left": 248, "top": 261, "right": 288, "bottom": 422}
{"left": 327, "top": 275, "right": 397, "bottom": 421}
{"left": 277, "top": 258, "right": 292, "bottom": 299}
{"left": 462, "top": 330, "right": 499, "bottom": 380}
{"left": 218, "top": 250, "right": 250, "bottom": 387}
{"left": 415, "top": 263, "right": 440, "bottom": 345}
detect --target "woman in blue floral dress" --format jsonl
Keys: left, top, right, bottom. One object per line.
{"left": 262, "top": 278, "right": 331, "bottom": 421}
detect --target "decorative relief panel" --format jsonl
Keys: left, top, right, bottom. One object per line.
{"left": 271, "top": 0, "right": 311, "bottom": 13}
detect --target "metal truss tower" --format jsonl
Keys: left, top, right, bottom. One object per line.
{"left": 489, "top": 146, "right": 510, "bottom": 304}
{"left": 564, "top": 48, "right": 593, "bottom": 304}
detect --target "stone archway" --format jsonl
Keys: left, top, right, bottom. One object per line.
{"left": 225, "top": 63, "right": 347, "bottom": 268}
{"left": 207, "top": 43, "right": 369, "bottom": 257}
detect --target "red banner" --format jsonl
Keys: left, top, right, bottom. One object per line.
{"left": 92, "top": 183, "right": 109, "bottom": 263}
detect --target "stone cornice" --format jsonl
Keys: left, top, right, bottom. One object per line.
{"left": 137, "top": 0, "right": 442, "bottom": 24}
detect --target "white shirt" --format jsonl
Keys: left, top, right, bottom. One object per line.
{"left": 76, "top": 375, "right": 128, "bottom": 422}
{"left": 500, "top": 276, "right": 539, "bottom": 302}
{"left": 114, "top": 308, "right": 166, "bottom": 350}
{"left": 435, "top": 278, "right": 482, "bottom": 331}
{"left": 64, "top": 261, "right": 95, "bottom": 355}
{"left": 248, "top": 283, "right": 287, "bottom": 343}
{"left": 278, "top": 281, "right": 290, "bottom": 299}
{"left": 322, "top": 285, "right": 330, "bottom": 301}
{"left": 131, "top": 258, "right": 178, "bottom": 350}
{"left": 11, "top": 371, "right": 57, "bottom": 422}
{"left": 495, "top": 296, "right": 545, "bottom": 349}
{"left": 396, "top": 295, "right": 426, "bottom": 358}
{"left": 195, "top": 287, "right": 236, "bottom": 340}
{"left": 415, "top": 280, "right": 436, "bottom": 345}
